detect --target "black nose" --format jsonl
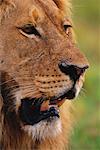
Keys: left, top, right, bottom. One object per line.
{"left": 59, "top": 62, "right": 89, "bottom": 81}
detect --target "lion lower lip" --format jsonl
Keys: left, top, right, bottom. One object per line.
{"left": 40, "top": 107, "right": 59, "bottom": 118}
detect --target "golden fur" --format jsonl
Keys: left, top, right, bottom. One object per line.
{"left": 0, "top": 0, "right": 89, "bottom": 149}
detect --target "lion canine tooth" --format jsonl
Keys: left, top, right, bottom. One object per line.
{"left": 57, "top": 99, "right": 65, "bottom": 107}
{"left": 40, "top": 100, "right": 49, "bottom": 111}
{"left": 58, "top": 98, "right": 61, "bottom": 101}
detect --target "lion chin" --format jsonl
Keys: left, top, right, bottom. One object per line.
{"left": 22, "top": 118, "right": 62, "bottom": 140}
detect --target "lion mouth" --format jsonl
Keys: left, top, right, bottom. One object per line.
{"left": 19, "top": 88, "right": 76, "bottom": 125}
{"left": 19, "top": 98, "right": 60, "bottom": 126}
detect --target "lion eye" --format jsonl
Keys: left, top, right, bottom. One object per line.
{"left": 64, "top": 24, "right": 72, "bottom": 31}
{"left": 18, "top": 24, "right": 41, "bottom": 38}
{"left": 63, "top": 24, "right": 72, "bottom": 35}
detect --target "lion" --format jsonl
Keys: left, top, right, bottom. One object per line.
{"left": 0, "top": 0, "right": 89, "bottom": 149}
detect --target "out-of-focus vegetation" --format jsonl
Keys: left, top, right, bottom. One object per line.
{"left": 71, "top": 0, "right": 100, "bottom": 149}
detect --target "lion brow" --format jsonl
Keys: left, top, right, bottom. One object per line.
{"left": 0, "top": 0, "right": 16, "bottom": 24}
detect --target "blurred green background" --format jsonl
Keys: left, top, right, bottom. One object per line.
{"left": 71, "top": 0, "right": 100, "bottom": 149}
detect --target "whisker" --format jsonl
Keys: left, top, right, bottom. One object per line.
{"left": 0, "top": 79, "right": 16, "bottom": 86}
{"left": 78, "top": 89, "right": 87, "bottom": 98}
{"left": 20, "top": 90, "right": 41, "bottom": 98}
{"left": 81, "top": 87, "right": 87, "bottom": 94}
{"left": 0, "top": 85, "right": 35, "bottom": 96}
{"left": 17, "top": 58, "right": 32, "bottom": 66}
{"left": 1, "top": 84, "right": 34, "bottom": 91}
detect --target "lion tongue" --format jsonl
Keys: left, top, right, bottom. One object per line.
{"left": 40, "top": 100, "right": 50, "bottom": 111}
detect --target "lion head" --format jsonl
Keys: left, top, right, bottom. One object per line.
{"left": 0, "top": 0, "right": 89, "bottom": 143}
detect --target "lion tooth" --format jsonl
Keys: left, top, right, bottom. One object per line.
{"left": 58, "top": 98, "right": 61, "bottom": 101}
{"left": 40, "top": 100, "right": 49, "bottom": 111}
{"left": 57, "top": 99, "right": 65, "bottom": 107}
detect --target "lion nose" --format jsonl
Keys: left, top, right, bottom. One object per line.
{"left": 59, "top": 62, "right": 89, "bottom": 81}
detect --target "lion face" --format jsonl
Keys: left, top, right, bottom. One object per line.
{"left": 0, "top": 0, "right": 89, "bottom": 140}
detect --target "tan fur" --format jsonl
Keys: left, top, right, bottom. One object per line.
{"left": 0, "top": 0, "right": 89, "bottom": 149}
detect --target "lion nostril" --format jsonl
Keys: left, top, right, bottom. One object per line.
{"left": 59, "top": 62, "right": 89, "bottom": 81}
{"left": 74, "top": 65, "right": 89, "bottom": 76}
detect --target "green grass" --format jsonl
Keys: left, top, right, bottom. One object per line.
{"left": 70, "top": 0, "right": 100, "bottom": 149}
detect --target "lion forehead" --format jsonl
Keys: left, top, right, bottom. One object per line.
{"left": 0, "top": 0, "right": 71, "bottom": 23}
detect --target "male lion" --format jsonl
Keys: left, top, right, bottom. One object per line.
{"left": 0, "top": 0, "right": 89, "bottom": 149}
